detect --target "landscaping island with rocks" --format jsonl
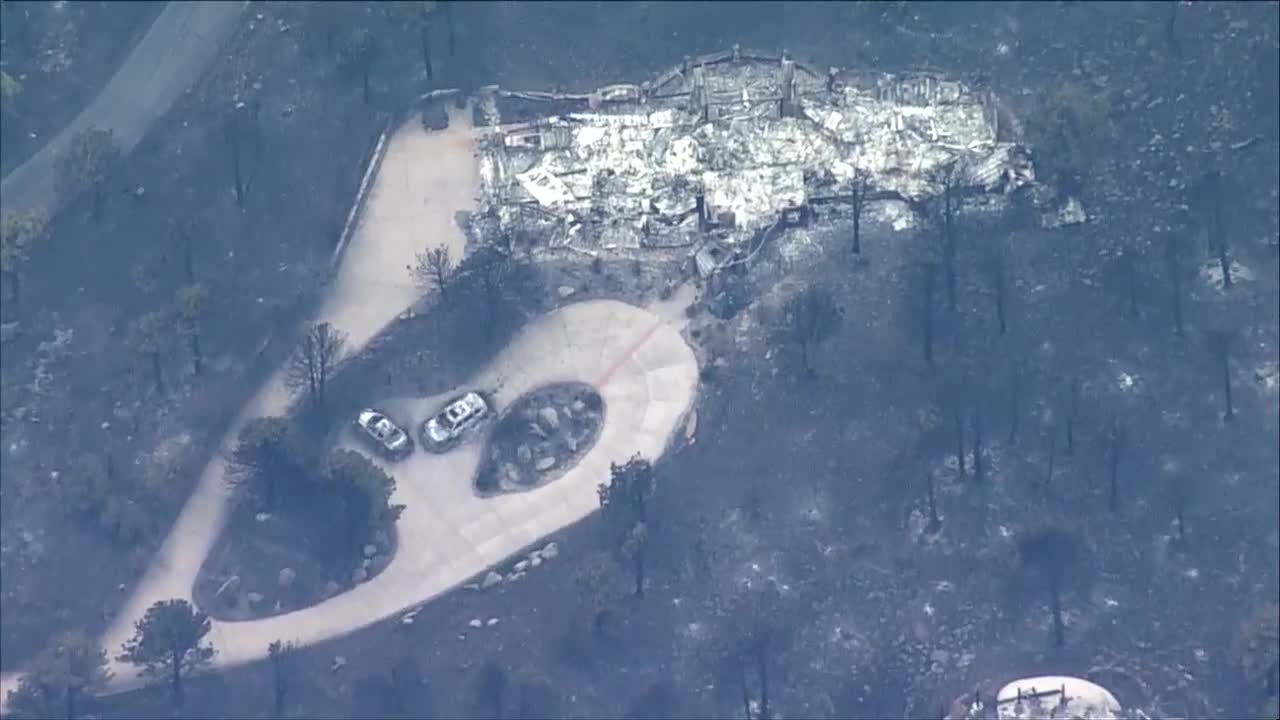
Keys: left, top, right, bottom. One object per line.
{"left": 475, "top": 382, "right": 605, "bottom": 495}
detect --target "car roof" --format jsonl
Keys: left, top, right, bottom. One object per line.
{"left": 358, "top": 408, "right": 383, "bottom": 424}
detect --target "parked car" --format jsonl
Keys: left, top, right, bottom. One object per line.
{"left": 422, "top": 392, "right": 490, "bottom": 448}
{"left": 355, "top": 409, "right": 413, "bottom": 459}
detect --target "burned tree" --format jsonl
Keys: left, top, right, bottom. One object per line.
{"left": 170, "top": 217, "right": 199, "bottom": 283}
{"left": 1164, "top": 231, "right": 1188, "bottom": 337}
{"left": 56, "top": 127, "right": 120, "bottom": 222}
{"left": 849, "top": 170, "right": 869, "bottom": 258}
{"left": 175, "top": 283, "right": 209, "bottom": 377}
{"left": 1060, "top": 375, "right": 1082, "bottom": 456}
{"left": 1208, "top": 329, "right": 1235, "bottom": 422}
{"left": 223, "top": 106, "right": 247, "bottom": 208}
{"left": 784, "top": 284, "right": 843, "bottom": 377}
{"left": 130, "top": 310, "right": 172, "bottom": 393}
{"left": 980, "top": 234, "right": 1012, "bottom": 335}
{"left": 442, "top": 0, "right": 456, "bottom": 57}
{"left": 1192, "top": 170, "right": 1232, "bottom": 290}
{"left": 411, "top": 245, "right": 454, "bottom": 303}
{"left": 599, "top": 455, "right": 657, "bottom": 598}
{"left": 285, "top": 321, "right": 347, "bottom": 408}
{"left": 472, "top": 658, "right": 508, "bottom": 720}
{"left": 0, "top": 208, "right": 47, "bottom": 307}
{"left": 267, "top": 640, "right": 296, "bottom": 719}
{"left": 930, "top": 162, "right": 962, "bottom": 312}
{"left": 339, "top": 28, "right": 380, "bottom": 104}
{"left": 1106, "top": 416, "right": 1125, "bottom": 512}
{"left": 713, "top": 584, "right": 795, "bottom": 720}
{"left": 1016, "top": 526, "right": 1084, "bottom": 648}
{"left": 919, "top": 262, "right": 939, "bottom": 366}
{"left": 4, "top": 631, "right": 109, "bottom": 720}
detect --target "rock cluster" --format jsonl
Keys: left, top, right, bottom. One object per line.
{"left": 481, "top": 383, "right": 603, "bottom": 493}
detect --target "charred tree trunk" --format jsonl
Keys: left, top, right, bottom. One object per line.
{"left": 994, "top": 258, "right": 1007, "bottom": 334}
{"left": 926, "top": 472, "right": 941, "bottom": 532}
{"left": 1124, "top": 249, "right": 1139, "bottom": 318}
{"left": 1064, "top": 376, "right": 1080, "bottom": 456}
{"left": 150, "top": 351, "right": 164, "bottom": 393}
{"left": 756, "top": 649, "right": 770, "bottom": 720}
{"left": 189, "top": 332, "right": 203, "bottom": 377}
{"left": 171, "top": 645, "right": 184, "bottom": 707}
{"left": 922, "top": 264, "right": 936, "bottom": 366}
{"left": 91, "top": 182, "right": 105, "bottom": 223}
{"left": 443, "top": 0, "right": 456, "bottom": 56}
{"left": 1214, "top": 331, "right": 1235, "bottom": 421}
{"left": 1107, "top": 419, "right": 1123, "bottom": 512}
{"left": 1213, "top": 197, "right": 1231, "bottom": 289}
{"left": 1049, "top": 578, "right": 1065, "bottom": 648}
{"left": 1045, "top": 434, "right": 1057, "bottom": 489}
{"left": 1167, "top": 235, "right": 1185, "bottom": 337}
{"left": 633, "top": 548, "right": 645, "bottom": 598}
{"left": 1008, "top": 369, "right": 1021, "bottom": 446}
{"left": 953, "top": 407, "right": 966, "bottom": 480}
{"left": 972, "top": 406, "right": 985, "bottom": 484}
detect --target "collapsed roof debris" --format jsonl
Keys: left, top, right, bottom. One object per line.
{"left": 471, "top": 46, "right": 1037, "bottom": 272}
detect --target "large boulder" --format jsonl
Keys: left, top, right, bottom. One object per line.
{"left": 481, "top": 570, "right": 503, "bottom": 589}
{"left": 278, "top": 567, "right": 296, "bottom": 588}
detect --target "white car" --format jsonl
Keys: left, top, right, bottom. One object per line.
{"left": 355, "top": 409, "right": 413, "bottom": 459}
{"left": 422, "top": 392, "right": 489, "bottom": 447}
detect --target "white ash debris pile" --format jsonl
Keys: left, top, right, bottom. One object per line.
{"left": 471, "top": 47, "right": 1037, "bottom": 265}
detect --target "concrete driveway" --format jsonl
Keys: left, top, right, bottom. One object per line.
{"left": 0, "top": 93, "right": 699, "bottom": 703}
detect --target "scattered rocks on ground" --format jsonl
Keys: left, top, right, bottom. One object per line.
{"left": 535, "top": 456, "right": 557, "bottom": 471}
{"left": 517, "top": 444, "right": 532, "bottom": 463}
{"left": 481, "top": 570, "right": 503, "bottom": 589}
{"left": 352, "top": 567, "right": 368, "bottom": 584}
{"left": 330, "top": 656, "right": 347, "bottom": 672}
{"left": 541, "top": 542, "right": 559, "bottom": 559}
{"left": 246, "top": 592, "right": 264, "bottom": 606}
{"left": 530, "top": 555, "right": 543, "bottom": 568}
{"left": 506, "top": 571, "right": 525, "bottom": 583}
{"left": 255, "top": 512, "right": 272, "bottom": 522}
{"left": 401, "top": 608, "right": 421, "bottom": 625}
{"left": 513, "top": 559, "right": 530, "bottom": 573}
{"left": 468, "top": 618, "right": 483, "bottom": 628}
{"left": 323, "top": 580, "right": 341, "bottom": 597}
{"left": 363, "top": 544, "right": 378, "bottom": 558}
{"left": 486, "top": 617, "right": 499, "bottom": 626}
{"left": 557, "top": 285, "right": 576, "bottom": 298}
{"left": 278, "top": 567, "right": 296, "bottom": 588}
{"left": 538, "top": 407, "right": 560, "bottom": 430}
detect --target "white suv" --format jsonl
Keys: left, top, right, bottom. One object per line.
{"left": 422, "top": 392, "right": 489, "bottom": 448}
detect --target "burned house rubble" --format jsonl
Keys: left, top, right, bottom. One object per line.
{"left": 468, "top": 47, "right": 1040, "bottom": 275}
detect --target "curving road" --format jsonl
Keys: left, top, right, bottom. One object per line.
{"left": 0, "top": 1, "right": 245, "bottom": 214}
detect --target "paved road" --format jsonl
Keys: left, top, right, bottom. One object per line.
{"left": 0, "top": 1, "right": 245, "bottom": 215}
